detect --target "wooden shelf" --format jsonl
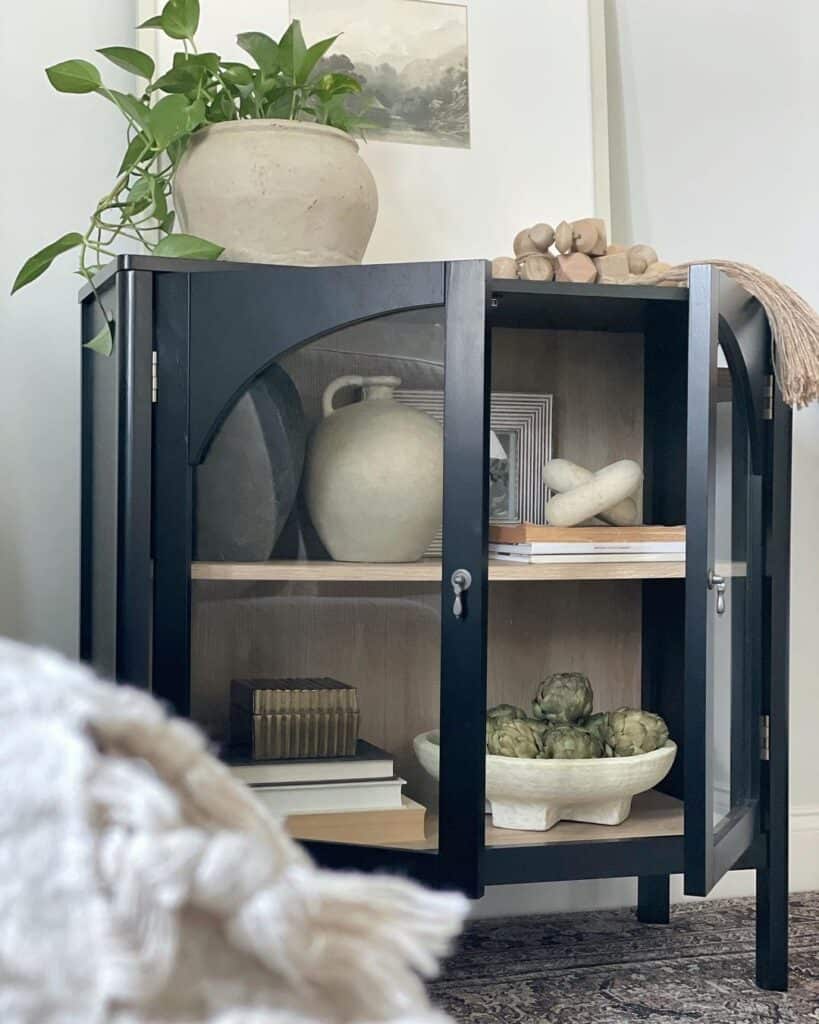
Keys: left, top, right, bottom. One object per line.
{"left": 391, "top": 789, "right": 684, "bottom": 851}
{"left": 191, "top": 559, "right": 686, "bottom": 583}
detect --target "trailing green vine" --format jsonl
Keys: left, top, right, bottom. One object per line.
{"left": 11, "top": 0, "right": 373, "bottom": 354}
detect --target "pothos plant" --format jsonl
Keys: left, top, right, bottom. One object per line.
{"left": 11, "top": 0, "right": 372, "bottom": 355}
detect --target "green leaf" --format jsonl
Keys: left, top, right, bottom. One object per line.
{"left": 97, "top": 46, "right": 155, "bottom": 79}
{"left": 278, "top": 20, "right": 307, "bottom": 80}
{"left": 221, "top": 61, "right": 254, "bottom": 87}
{"left": 237, "top": 32, "right": 280, "bottom": 73}
{"left": 11, "top": 233, "right": 84, "bottom": 293}
{"left": 183, "top": 51, "right": 220, "bottom": 72}
{"left": 152, "top": 233, "right": 224, "bottom": 260}
{"left": 205, "top": 94, "right": 230, "bottom": 123}
{"left": 161, "top": 0, "right": 200, "bottom": 40}
{"left": 166, "top": 136, "right": 190, "bottom": 167}
{"left": 315, "top": 72, "right": 362, "bottom": 96}
{"left": 264, "top": 89, "right": 295, "bottom": 119}
{"left": 104, "top": 90, "right": 152, "bottom": 132}
{"left": 297, "top": 34, "right": 339, "bottom": 85}
{"left": 151, "top": 65, "right": 201, "bottom": 95}
{"left": 125, "top": 176, "right": 169, "bottom": 222}
{"left": 46, "top": 59, "right": 101, "bottom": 94}
{"left": 208, "top": 90, "right": 237, "bottom": 122}
{"left": 148, "top": 93, "right": 193, "bottom": 148}
{"left": 239, "top": 93, "right": 257, "bottom": 118}
{"left": 118, "top": 131, "right": 152, "bottom": 174}
{"left": 258, "top": 75, "right": 285, "bottom": 98}
{"left": 185, "top": 97, "right": 206, "bottom": 133}
{"left": 159, "top": 210, "right": 176, "bottom": 234}
{"left": 128, "top": 176, "right": 152, "bottom": 200}
{"left": 84, "top": 323, "right": 114, "bottom": 357}
{"left": 137, "top": 14, "right": 165, "bottom": 29}
{"left": 126, "top": 176, "right": 154, "bottom": 213}
{"left": 320, "top": 94, "right": 372, "bottom": 135}
{"left": 152, "top": 185, "right": 169, "bottom": 224}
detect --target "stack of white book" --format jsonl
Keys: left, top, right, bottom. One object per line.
{"left": 228, "top": 740, "right": 426, "bottom": 845}
{"left": 489, "top": 524, "right": 686, "bottom": 563}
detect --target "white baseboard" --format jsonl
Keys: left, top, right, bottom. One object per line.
{"left": 472, "top": 805, "right": 819, "bottom": 919}
{"left": 791, "top": 804, "right": 819, "bottom": 833}
{"left": 790, "top": 805, "right": 819, "bottom": 891}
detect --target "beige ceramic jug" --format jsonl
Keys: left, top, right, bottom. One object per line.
{"left": 305, "top": 375, "right": 443, "bottom": 562}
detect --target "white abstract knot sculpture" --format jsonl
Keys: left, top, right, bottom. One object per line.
{"left": 544, "top": 458, "right": 643, "bottom": 527}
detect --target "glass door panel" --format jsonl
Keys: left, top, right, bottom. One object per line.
{"left": 190, "top": 307, "right": 447, "bottom": 852}
{"left": 712, "top": 362, "right": 755, "bottom": 829}
{"left": 171, "top": 260, "right": 491, "bottom": 895}
{"left": 685, "top": 266, "right": 763, "bottom": 896}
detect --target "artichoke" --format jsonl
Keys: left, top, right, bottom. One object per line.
{"left": 487, "top": 718, "right": 544, "bottom": 758}
{"left": 486, "top": 704, "right": 527, "bottom": 748}
{"left": 532, "top": 672, "right": 594, "bottom": 724}
{"left": 487, "top": 703, "right": 528, "bottom": 723}
{"left": 581, "top": 712, "right": 614, "bottom": 756}
{"left": 607, "top": 707, "right": 670, "bottom": 757}
{"left": 541, "top": 725, "right": 603, "bottom": 759}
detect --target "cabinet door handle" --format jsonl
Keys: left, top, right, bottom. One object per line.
{"left": 708, "top": 570, "right": 726, "bottom": 615}
{"left": 451, "top": 568, "right": 472, "bottom": 619}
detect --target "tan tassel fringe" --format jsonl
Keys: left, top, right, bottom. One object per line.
{"left": 645, "top": 260, "right": 819, "bottom": 409}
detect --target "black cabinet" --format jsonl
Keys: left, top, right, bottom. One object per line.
{"left": 80, "top": 257, "right": 791, "bottom": 990}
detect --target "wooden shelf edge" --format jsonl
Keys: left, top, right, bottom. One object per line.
{"left": 388, "top": 789, "right": 684, "bottom": 852}
{"left": 191, "top": 559, "right": 686, "bottom": 583}
{"left": 193, "top": 559, "right": 442, "bottom": 582}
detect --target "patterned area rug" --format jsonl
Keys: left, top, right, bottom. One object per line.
{"left": 430, "top": 893, "right": 819, "bottom": 1023}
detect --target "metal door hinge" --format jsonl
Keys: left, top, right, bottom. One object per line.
{"left": 152, "top": 351, "right": 158, "bottom": 404}
{"left": 760, "top": 714, "right": 770, "bottom": 761}
{"left": 762, "top": 376, "right": 773, "bottom": 420}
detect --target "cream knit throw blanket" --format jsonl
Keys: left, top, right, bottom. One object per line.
{"left": 0, "top": 638, "right": 468, "bottom": 1024}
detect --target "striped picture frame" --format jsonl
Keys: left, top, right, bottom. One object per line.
{"left": 395, "top": 390, "right": 553, "bottom": 556}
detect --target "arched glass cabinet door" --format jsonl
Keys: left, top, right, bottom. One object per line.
{"left": 684, "top": 265, "right": 768, "bottom": 896}
{"left": 150, "top": 259, "right": 491, "bottom": 896}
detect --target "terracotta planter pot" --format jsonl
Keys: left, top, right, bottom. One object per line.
{"left": 174, "top": 119, "right": 378, "bottom": 265}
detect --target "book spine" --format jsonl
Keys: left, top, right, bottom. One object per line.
{"left": 489, "top": 542, "right": 686, "bottom": 554}
{"left": 490, "top": 552, "right": 685, "bottom": 563}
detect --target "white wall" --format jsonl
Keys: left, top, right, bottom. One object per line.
{"left": 476, "top": 0, "right": 819, "bottom": 917}
{"left": 0, "top": 2, "right": 134, "bottom": 653}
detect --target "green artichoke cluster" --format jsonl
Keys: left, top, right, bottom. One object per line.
{"left": 485, "top": 672, "right": 671, "bottom": 761}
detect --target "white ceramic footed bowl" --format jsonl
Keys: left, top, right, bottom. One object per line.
{"left": 413, "top": 730, "right": 677, "bottom": 831}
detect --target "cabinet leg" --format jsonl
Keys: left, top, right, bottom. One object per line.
{"left": 637, "top": 874, "right": 670, "bottom": 924}
{"left": 756, "top": 868, "right": 788, "bottom": 990}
